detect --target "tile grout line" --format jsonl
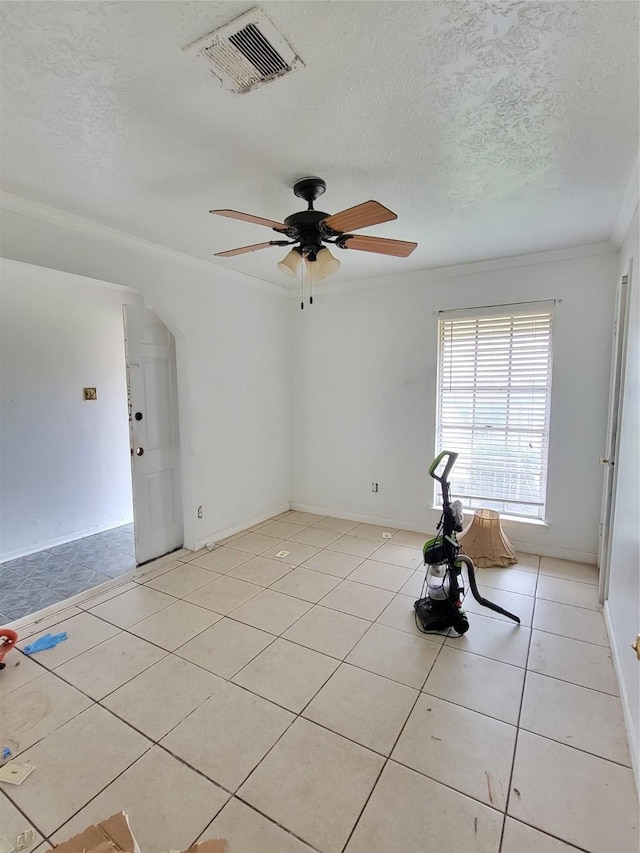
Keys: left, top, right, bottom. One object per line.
{"left": 1, "top": 527, "right": 617, "bottom": 851}
{"left": 14, "top": 680, "right": 229, "bottom": 842}
{"left": 178, "top": 612, "right": 374, "bottom": 848}
{"left": 496, "top": 554, "right": 541, "bottom": 851}
{"left": 217, "top": 617, "right": 422, "bottom": 851}
{"left": 339, "top": 630, "right": 451, "bottom": 853}
{"left": 197, "top": 793, "right": 325, "bottom": 853}
{"left": 0, "top": 785, "right": 51, "bottom": 849}
{"left": 7, "top": 560, "right": 609, "bottom": 705}
{"left": 6, "top": 721, "right": 156, "bottom": 846}
{"left": 8, "top": 593, "right": 629, "bottom": 806}
{"left": 521, "top": 666, "right": 621, "bottom": 698}
{"left": 5, "top": 563, "right": 618, "bottom": 718}
{"left": 491, "top": 557, "right": 619, "bottom": 853}
{"left": 2, "top": 671, "right": 354, "bottom": 853}
{"left": 5, "top": 529, "right": 445, "bottom": 629}
{"left": 15, "top": 580, "right": 396, "bottom": 830}
{"left": 224, "top": 596, "right": 381, "bottom": 706}
{"left": 176, "top": 600, "right": 441, "bottom": 849}
{"left": 503, "top": 817, "right": 591, "bottom": 853}
{"left": 161, "top": 591, "right": 629, "bottom": 767}
{"left": 514, "top": 724, "right": 634, "bottom": 770}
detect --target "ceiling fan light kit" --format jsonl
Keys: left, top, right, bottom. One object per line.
{"left": 316, "top": 246, "right": 341, "bottom": 277}
{"left": 277, "top": 247, "right": 302, "bottom": 277}
{"left": 210, "top": 176, "right": 417, "bottom": 307}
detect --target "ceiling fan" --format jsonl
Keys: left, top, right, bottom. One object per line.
{"left": 210, "top": 177, "right": 417, "bottom": 300}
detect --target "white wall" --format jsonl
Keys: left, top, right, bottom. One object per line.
{"left": 0, "top": 260, "right": 142, "bottom": 558}
{"left": 607, "top": 206, "right": 639, "bottom": 779}
{"left": 290, "top": 249, "right": 618, "bottom": 561}
{"left": 0, "top": 198, "right": 621, "bottom": 565}
{"left": 0, "top": 205, "right": 290, "bottom": 551}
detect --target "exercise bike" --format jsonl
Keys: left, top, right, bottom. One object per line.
{"left": 414, "top": 451, "right": 521, "bottom": 635}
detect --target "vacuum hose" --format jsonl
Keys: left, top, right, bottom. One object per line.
{"left": 457, "top": 554, "right": 521, "bottom": 624}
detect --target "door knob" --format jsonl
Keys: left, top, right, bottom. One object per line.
{"left": 135, "top": 447, "right": 144, "bottom": 457}
{"left": 632, "top": 636, "right": 640, "bottom": 661}
{"left": 135, "top": 412, "right": 143, "bottom": 421}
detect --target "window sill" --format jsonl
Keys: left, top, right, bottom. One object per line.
{"left": 429, "top": 508, "right": 548, "bottom": 528}
{"left": 496, "top": 514, "right": 548, "bottom": 528}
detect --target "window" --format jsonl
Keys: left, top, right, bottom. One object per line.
{"left": 436, "top": 301, "right": 554, "bottom": 520}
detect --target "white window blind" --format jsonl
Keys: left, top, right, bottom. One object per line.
{"left": 436, "top": 301, "right": 554, "bottom": 520}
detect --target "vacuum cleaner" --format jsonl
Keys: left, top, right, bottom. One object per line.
{"left": 414, "top": 450, "right": 521, "bottom": 635}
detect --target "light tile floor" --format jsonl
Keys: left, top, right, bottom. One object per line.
{"left": 1, "top": 510, "right": 638, "bottom": 853}
{"left": 0, "top": 525, "right": 136, "bottom": 621}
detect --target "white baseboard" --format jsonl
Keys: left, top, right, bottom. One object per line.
{"left": 193, "top": 503, "right": 290, "bottom": 552}
{"left": 290, "top": 502, "right": 598, "bottom": 564}
{"left": 290, "top": 502, "right": 435, "bottom": 534}
{"left": 508, "top": 539, "right": 597, "bottom": 565}
{"left": 604, "top": 602, "right": 639, "bottom": 795}
{"left": 0, "top": 518, "right": 134, "bottom": 564}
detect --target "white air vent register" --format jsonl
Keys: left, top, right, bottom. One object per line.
{"left": 184, "top": 7, "right": 304, "bottom": 94}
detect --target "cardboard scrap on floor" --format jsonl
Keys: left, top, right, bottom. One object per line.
{"left": 50, "top": 814, "right": 227, "bottom": 853}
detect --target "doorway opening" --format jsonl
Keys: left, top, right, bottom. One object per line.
{"left": 123, "top": 305, "right": 184, "bottom": 565}
{"left": 598, "top": 268, "right": 632, "bottom": 603}
{"left": 0, "top": 261, "right": 185, "bottom": 623}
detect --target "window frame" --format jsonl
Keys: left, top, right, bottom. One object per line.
{"left": 435, "top": 300, "right": 555, "bottom": 521}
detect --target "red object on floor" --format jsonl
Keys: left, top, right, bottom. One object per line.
{"left": 0, "top": 629, "right": 18, "bottom": 669}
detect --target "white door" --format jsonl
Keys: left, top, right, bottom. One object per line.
{"left": 598, "top": 272, "right": 630, "bottom": 603}
{"left": 123, "top": 305, "right": 184, "bottom": 564}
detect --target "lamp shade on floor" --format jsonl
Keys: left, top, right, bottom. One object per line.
{"left": 459, "top": 509, "right": 517, "bottom": 568}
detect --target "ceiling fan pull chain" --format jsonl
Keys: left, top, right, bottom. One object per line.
{"left": 300, "top": 256, "right": 304, "bottom": 310}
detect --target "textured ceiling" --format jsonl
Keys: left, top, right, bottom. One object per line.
{"left": 0, "top": 1, "right": 638, "bottom": 287}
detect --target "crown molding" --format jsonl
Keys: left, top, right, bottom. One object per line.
{"left": 291, "top": 239, "right": 617, "bottom": 297}
{"left": 0, "top": 190, "right": 289, "bottom": 297}
{"left": 1, "top": 190, "right": 619, "bottom": 300}
{"left": 0, "top": 255, "right": 138, "bottom": 294}
{"left": 611, "top": 155, "right": 639, "bottom": 247}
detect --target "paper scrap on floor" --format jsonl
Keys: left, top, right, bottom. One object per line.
{"left": 50, "top": 813, "right": 227, "bottom": 853}
{"left": 0, "top": 762, "right": 35, "bottom": 786}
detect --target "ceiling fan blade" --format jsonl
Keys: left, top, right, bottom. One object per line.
{"left": 322, "top": 201, "right": 397, "bottom": 233}
{"left": 340, "top": 235, "right": 418, "bottom": 257}
{"left": 209, "top": 209, "right": 289, "bottom": 230}
{"left": 214, "top": 242, "right": 278, "bottom": 257}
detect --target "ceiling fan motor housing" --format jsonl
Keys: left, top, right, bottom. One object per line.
{"left": 283, "top": 209, "right": 331, "bottom": 256}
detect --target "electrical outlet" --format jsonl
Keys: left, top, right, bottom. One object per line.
{"left": 197, "top": 506, "right": 203, "bottom": 519}
{"left": 371, "top": 483, "right": 379, "bottom": 493}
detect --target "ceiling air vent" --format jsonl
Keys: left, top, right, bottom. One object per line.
{"left": 185, "top": 7, "right": 304, "bottom": 94}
